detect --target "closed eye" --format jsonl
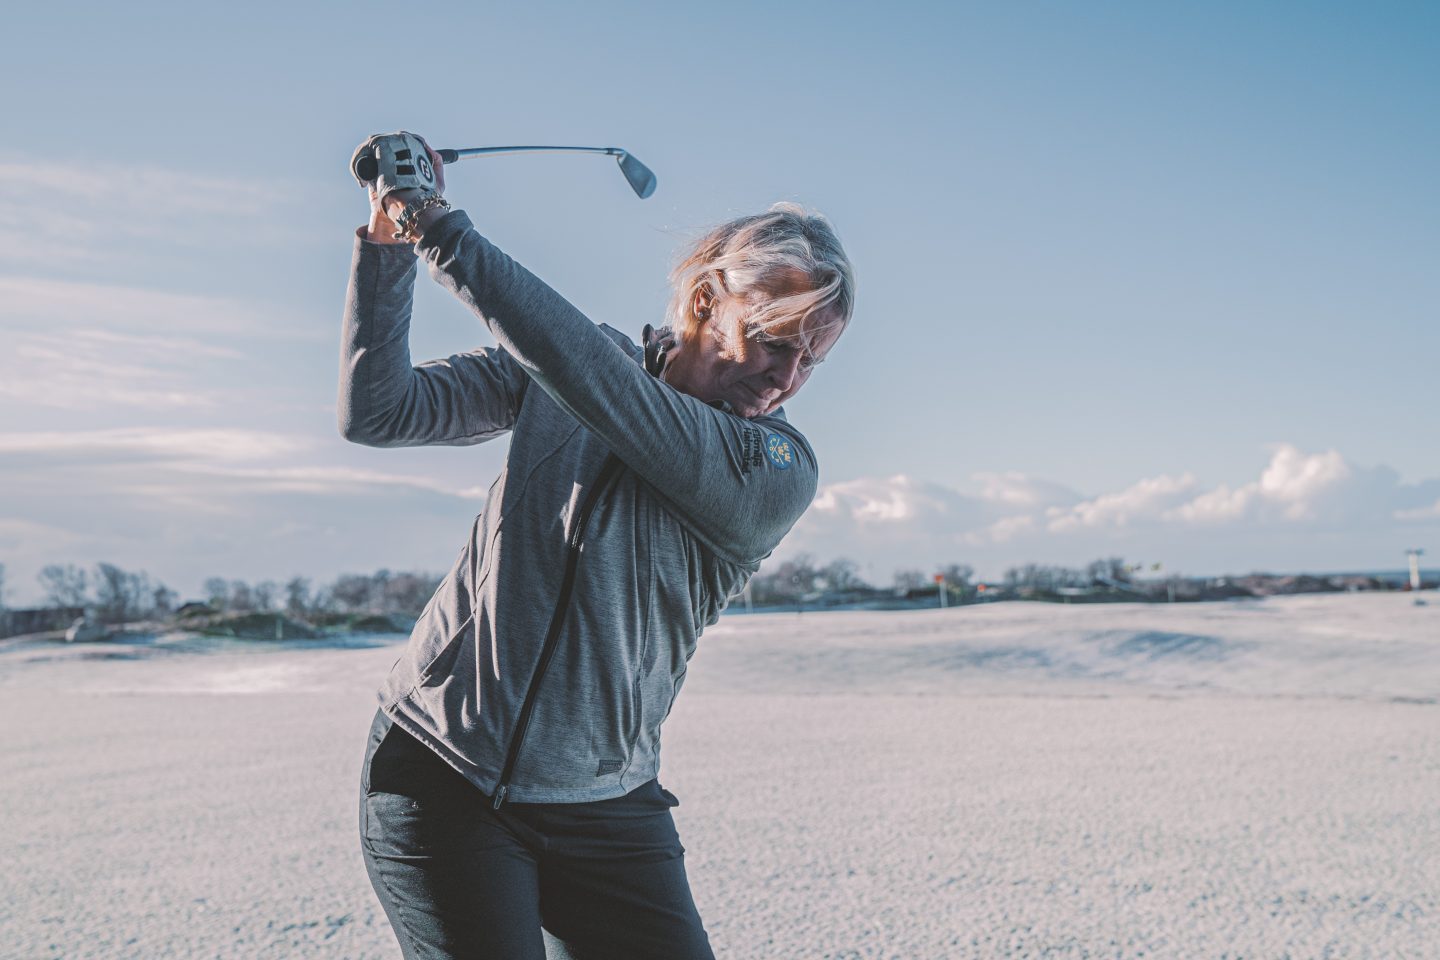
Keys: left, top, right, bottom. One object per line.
{"left": 755, "top": 334, "right": 820, "bottom": 371}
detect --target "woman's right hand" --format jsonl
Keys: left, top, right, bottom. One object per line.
{"left": 364, "top": 182, "right": 408, "bottom": 244}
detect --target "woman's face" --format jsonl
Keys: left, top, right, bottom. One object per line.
{"left": 663, "top": 285, "right": 843, "bottom": 419}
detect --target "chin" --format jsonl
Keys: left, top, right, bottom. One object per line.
{"left": 736, "top": 399, "right": 770, "bottom": 418}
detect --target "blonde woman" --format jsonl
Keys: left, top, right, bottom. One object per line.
{"left": 342, "top": 137, "right": 854, "bottom": 960}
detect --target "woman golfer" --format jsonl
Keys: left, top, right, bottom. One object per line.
{"left": 342, "top": 136, "right": 854, "bottom": 959}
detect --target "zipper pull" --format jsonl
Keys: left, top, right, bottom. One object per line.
{"left": 492, "top": 784, "right": 508, "bottom": 810}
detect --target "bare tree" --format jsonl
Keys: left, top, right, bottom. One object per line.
{"left": 203, "top": 577, "right": 230, "bottom": 611}
{"left": 938, "top": 564, "right": 974, "bottom": 593}
{"left": 152, "top": 585, "right": 177, "bottom": 617}
{"left": 771, "top": 555, "right": 817, "bottom": 601}
{"left": 1005, "top": 563, "right": 1089, "bottom": 592}
{"left": 39, "top": 564, "right": 90, "bottom": 609}
{"left": 285, "top": 576, "right": 311, "bottom": 615}
{"left": 755, "top": 554, "right": 818, "bottom": 607}
{"left": 306, "top": 570, "right": 443, "bottom": 616}
{"left": 330, "top": 574, "right": 375, "bottom": 613}
{"left": 94, "top": 562, "right": 151, "bottom": 624}
{"left": 253, "top": 581, "right": 278, "bottom": 612}
{"left": 382, "top": 571, "right": 440, "bottom": 614}
{"left": 309, "top": 584, "right": 336, "bottom": 614}
{"left": 893, "top": 568, "right": 927, "bottom": 592}
{"left": 1086, "top": 557, "right": 1130, "bottom": 584}
{"left": 819, "top": 558, "right": 865, "bottom": 592}
{"left": 229, "top": 580, "right": 256, "bottom": 613}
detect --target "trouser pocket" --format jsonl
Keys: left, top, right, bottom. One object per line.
{"left": 361, "top": 713, "right": 486, "bottom": 849}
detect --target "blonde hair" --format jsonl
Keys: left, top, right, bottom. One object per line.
{"left": 666, "top": 202, "right": 854, "bottom": 361}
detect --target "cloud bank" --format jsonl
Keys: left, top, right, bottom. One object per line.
{"left": 782, "top": 444, "right": 1440, "bottom": 579}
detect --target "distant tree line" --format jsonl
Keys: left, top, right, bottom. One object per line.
{"left": 1000, "top": 557, "right": 1133, "bottom": 592}
{"left": 199, "top": 569, "right": 439, "bottom": 617}
{"left": 25, "top": 551, "right": 1370, "bottom": 626}
{"left": 23, "top": 563, "right": 441, "bottom": 625}
{"left": 745, "top": 554, "right": 981, "bottom": 605}
{"left": 745, "top": 555, "right": 1143, "bottom": 605}
{"left": 35, "top": 562, "right": 177, "bottom": 625}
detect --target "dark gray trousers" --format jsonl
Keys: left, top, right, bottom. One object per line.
{"left": 359, "top": 710, "right": 715, "bottom": 960}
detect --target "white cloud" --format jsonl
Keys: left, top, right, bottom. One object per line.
{"left": 0, "top": 161, "right": 277, "bottom": 214}
{"left": 1169, "top": 445, "right": 1351, "bottom": 524}
{"left": 0, "top": 517, "right": 87, "bottom": 553}
{"left": 809, "top": 474, "right": 988, "bottom": 530}
{"left": 0, "top": 428, "right": 486, "bottom": 501}
{"left": 0, "top": 276, "right": 315, "bottom": 338}
{"left": 1047, "top": 473, "right": 1197, "bottom": 532}
{"left": 973, "top": 471, "right": 1081, "bottom": 509}
{"left": 969, "top": 514, "right": 1037, "bottom": 544}
{"left": 1395, "top": 499, "right": 1440, "bottom": 522}
{"left": 39, "top": 328, "right": 244, "bottom": 360}
{"left": 173, "top": 463, "right": 489, "bottom": 500}
{"left": 0, "top": 159, "right": 299, "bottom": 264}
{"left": 0, "top": 427, "right": 304, "bottom": 462}
{"left": 0, "top": 276, "right": 321, "bottom": 414}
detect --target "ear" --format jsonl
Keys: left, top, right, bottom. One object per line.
{"left": 691, "top": 284, "right": 714, "bottom": 322}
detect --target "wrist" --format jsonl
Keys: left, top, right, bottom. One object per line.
{"left": 365, "top": 208, "right": 409, "bottom": 245}
{"left": 390, "top": 190, "right": 451, "bottom": 243}
{"left": 381, "top": 188, "right": 422, "bottom": 222}
{"left": 410, "top": 204, "right": 451, "bottom": 239}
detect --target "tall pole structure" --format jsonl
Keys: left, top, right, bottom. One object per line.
{"left": 1406, "top": 548, "right": 1424, "bottom": 592}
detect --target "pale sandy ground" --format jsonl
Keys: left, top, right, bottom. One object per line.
{"left": 1, "top": 592, "right": 1436, "bottom": 959}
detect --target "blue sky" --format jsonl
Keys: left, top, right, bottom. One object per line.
{"left": 2, "top": 1, "right": 1437, "bottom": 603}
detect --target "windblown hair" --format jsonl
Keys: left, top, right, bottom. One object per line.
{"left": 665, "top": 202, "right": 855, "bottom": 361}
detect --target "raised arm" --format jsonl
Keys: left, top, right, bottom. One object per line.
{"left": 412, "top": 209, "right": 818, "bottom": 563}
{"left": 338, "top": 228, "right": 530, "bottom": 447}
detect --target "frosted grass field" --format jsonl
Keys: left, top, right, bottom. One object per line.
{"left": 2, "top": 592, "right": 1436, "bottom": 959}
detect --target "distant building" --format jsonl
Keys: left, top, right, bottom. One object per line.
{"left": 0, "top": 607, "right": 86, "bottom": 640}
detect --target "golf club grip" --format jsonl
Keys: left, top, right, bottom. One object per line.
{"left": 437, "top": 149, "right": 460, "bottom": 164}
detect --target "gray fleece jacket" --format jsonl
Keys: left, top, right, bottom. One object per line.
{"left": 339, "top": 210, "right": 818, "bottom": 804}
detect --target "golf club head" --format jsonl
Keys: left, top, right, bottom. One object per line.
{"left": 616, "top": 152, "right": 657, "bottom": 199}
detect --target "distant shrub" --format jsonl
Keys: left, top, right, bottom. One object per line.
{"left": 349, "top": 613, "right": 416, "bottom": 635}
{"left": 201, "top": 612, "right": 319, "bottom": 641}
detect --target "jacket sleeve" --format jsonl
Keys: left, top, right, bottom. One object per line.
{"left": 338, "top": 227, "right": 529, "bottom": 447}
{"left": 414, "top": 209, "right": 818, "bottom": 564}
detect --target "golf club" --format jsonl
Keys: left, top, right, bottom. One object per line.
{"left": 435, "top": 146, "right": 657, "bottom": 199}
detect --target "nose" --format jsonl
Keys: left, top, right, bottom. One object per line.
{"left": 763, "top": 349, "right": 805, "bottom": 393}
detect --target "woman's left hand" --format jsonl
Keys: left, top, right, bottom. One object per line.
{"left": 365, "top": 136, "right": 448, "bottom": 244}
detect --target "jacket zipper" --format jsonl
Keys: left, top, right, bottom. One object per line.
{"left": 492, "top": 453, "right": 622, "bottom": 809}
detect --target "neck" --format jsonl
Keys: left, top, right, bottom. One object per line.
{"left": 659, "top": 344, "right": 699, "bottom": 397}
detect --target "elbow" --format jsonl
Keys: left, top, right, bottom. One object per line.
{"left": 337, "top": 384, "right": 400, "bottom": 447}
{"left": 338, "top": 423, "right": 368, "bottom": 446}
{"left": 338, "top": 422, "right": 371, "bottom": 447}
{"left": 338, "top": 407, "right": 384, "bottom": 447}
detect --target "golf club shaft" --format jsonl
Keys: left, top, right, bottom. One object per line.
{"left": 436, "top": 146, "right": 624, "bottom": 163}
{"left": 433, "top": 145, "right": 657, "bottom": 200}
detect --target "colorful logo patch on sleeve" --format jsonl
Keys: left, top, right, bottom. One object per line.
{"left": 765, "top": 433, "right": 794, "bottom": 470}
